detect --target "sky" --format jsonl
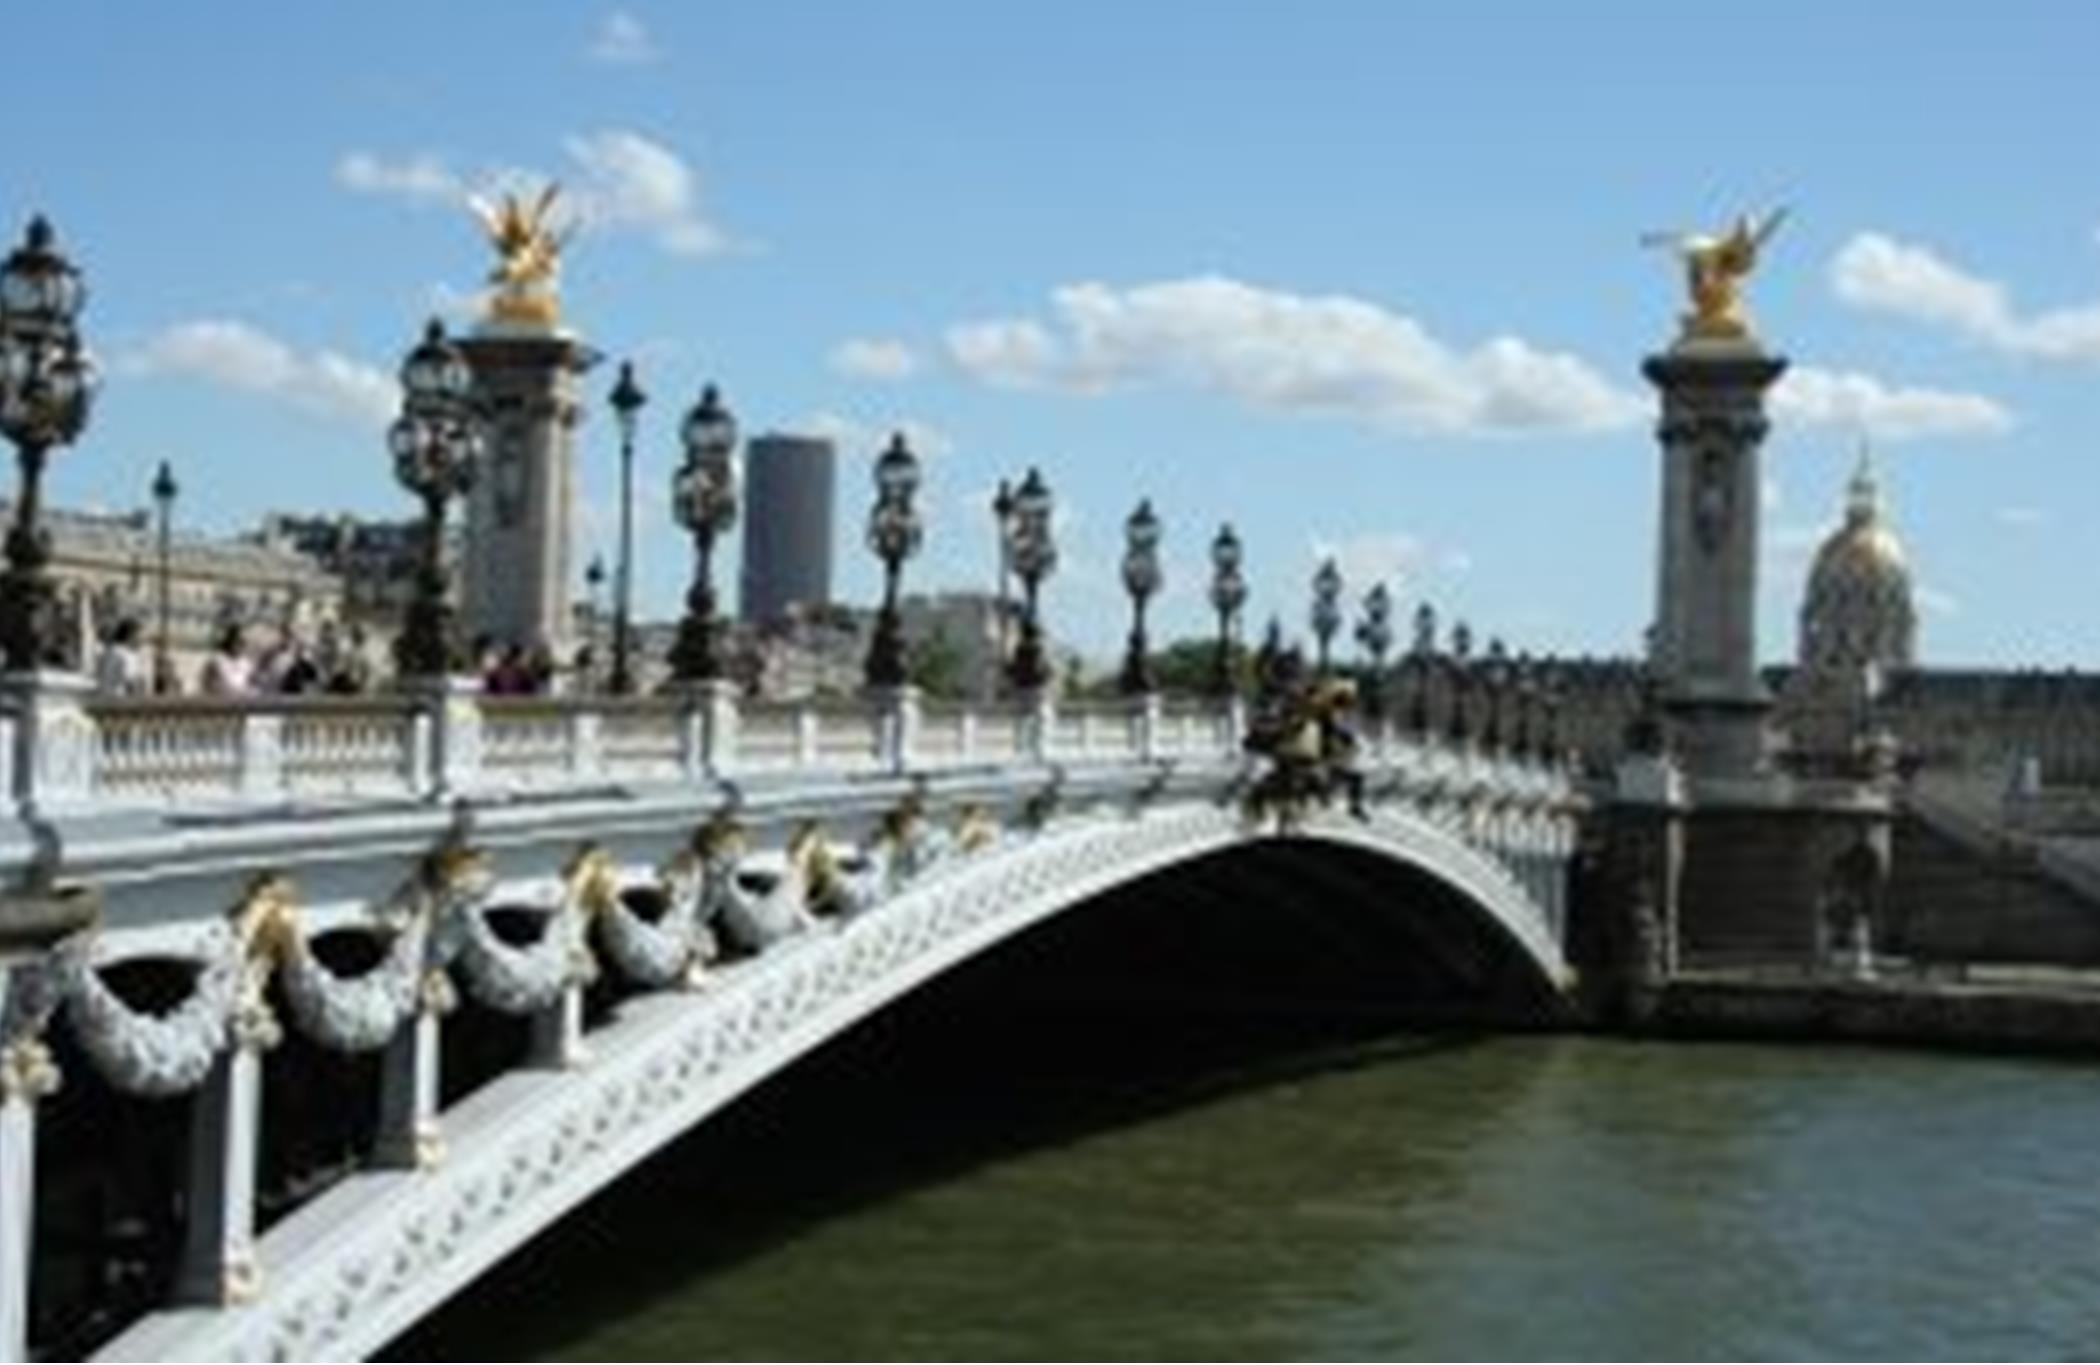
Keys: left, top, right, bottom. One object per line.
{"left": 8, "top": 2, "right": 2099, "bottom": 667}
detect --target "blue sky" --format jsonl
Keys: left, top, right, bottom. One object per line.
{"left": 11, "top": 2, "right": 2099, "bottom": 665}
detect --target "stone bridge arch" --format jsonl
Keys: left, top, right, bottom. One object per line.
{"left": 95, "top": 796, "right": 1570, "bottom": 1362}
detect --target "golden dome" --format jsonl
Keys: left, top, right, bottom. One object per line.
{"left": 1798, "top": 444, "right": 1916, "bottom": 674}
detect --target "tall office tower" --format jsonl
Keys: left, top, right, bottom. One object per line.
{"left": 740, "top": 434, "right": 837, "bottom": 623}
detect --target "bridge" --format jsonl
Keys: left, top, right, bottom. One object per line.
{"left": 0, "top": 682, "right": 1580, "bottom": 1362}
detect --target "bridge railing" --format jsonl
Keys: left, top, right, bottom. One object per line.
{"left": 6, "top": 672, "right": 1578, "bottom": 823}
{"left": 5, "top": 677, "right": 1263, "bottom": 818}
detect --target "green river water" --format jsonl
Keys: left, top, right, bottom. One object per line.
{"left": 403, "top": 1028, "right": 2100, "bottom": 1362}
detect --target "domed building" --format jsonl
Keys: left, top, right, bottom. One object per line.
{"left": 1782, "top": 445, "right": 1917, "bottom": 772}
{"left": 1798, "top": 445, "right": 1917, "bottom": 681}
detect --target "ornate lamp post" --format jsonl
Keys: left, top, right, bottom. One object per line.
{"left": 864, "top": 432, "right": 924, "bottom": 689}
{"left": 388, "top": 319, "right": 482, "bottom": 678}
{"left": 0, "top": 217, "right": 96, "bottom": 671}
{"left": 1356, "top": 581, "right": 1393, "bottom": 721}
{"left": 992, "top": 477, "right": 1017, "bottom": 667}
{"left": 1207, "top": 523, "right": 1247, "bottom": 698}
{"left": 150, "top": 460, "right": 178, "bottom": 693}
{"left": 1005, "top": 467, "right": 1057, "bottom": 692}
{"left": 669, "top": 383, "right": 738, "bottom": 683}
{"left": 1310, "top": 556, "right": 1343, "bottom": 676}
{"left": 607, "top": 360, "right": 646, "bottom": 694}
{"left": 1118, "top": 499, "right": 1162, "bottom": 695}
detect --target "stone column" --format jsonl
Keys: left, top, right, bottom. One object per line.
{"left": 1607, "top": 750, "right": 1687, "bottom": 998}
{"left": 1643, "top": 339, "right": 1787, "bottom": 780}
{"left": 529, "top": 984, "right": 588, "bottom": 1070}
{"left": 0, "top": 966, "right": 60, "bottom": 1365}
{"left": 374, "top": 973, "right": 449, "bottom": 1171}
{"left": 3, "top": 671, "right": 96, "bottom": 819}
{"left": 869, "top": 685, "right": 921, "bottom": 774}
{"left": 458, "top": 328, "right": 598, "bottom": 659}
{"left": 405, "top": 676, "right": 483, "bottom": 800}
{"left": 1129, "top": 692, "right": 1162, "bottom": 762}
{"left": 175, "top": 1011, "right": 273, "bottom": 1306}
{"left": 1017, "top": 690, "right": 1055, "bottom": 764}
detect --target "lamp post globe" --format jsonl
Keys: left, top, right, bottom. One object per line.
{"left": 864, "top": 432, "right": 924, "bottom": 689}
{"left": 0, "top": 216, "right": 98, "bottom": 671}
{"left": 388, "top": 318, "right": 481, "bottom": 680}
{"left": 606, "top": 359, "right": 647, "bottom": 695}
{"left": 1005, "top": 467, "right": 1057, "bottom": 693}
{"left": 1118, "top": 498, "right": 1163, "bottom": 695}
{"left": 670, "top": 383, "right": 739, "bottom": 683}
{"left": 1310, "top": 556, "right": 1343, "bottom": 675}
{"left": 1207, "top": 522, "right": 1247, "bottom": 698}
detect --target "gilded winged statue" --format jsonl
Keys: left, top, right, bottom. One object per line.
{"left": 468, "top": 184, "right": 573, "bottom": 327}
{"left": 1642, "top": 207, "right": 1788, "bottom": 343}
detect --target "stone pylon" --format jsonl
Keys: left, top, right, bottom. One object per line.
{"left": 458, "top": 327, "right": 598, "bottom": 659}
{"left": 1643, "top": 337, "right": 1787, "bottom": 781}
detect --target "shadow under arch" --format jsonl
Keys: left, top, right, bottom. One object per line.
{"left": 393, "top": 829, "right": 1569, "bottom": 1362}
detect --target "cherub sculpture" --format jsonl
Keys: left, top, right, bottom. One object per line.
{"left": 468, "top": 184, "right": 574, "bottom": 327}
{"left": 1642, "top": 207, "right": 1787, "bottom": 343}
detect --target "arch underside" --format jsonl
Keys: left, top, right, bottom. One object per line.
{"left": 100, "top": 801, "right": 1568, "bottom": 1363}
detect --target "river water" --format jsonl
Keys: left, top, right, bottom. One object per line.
{"left": 402, "top": 1026, "right": 2100, "bottom": 1362}
{"left": 400, "top": 872, "right": 2100, "bottom": 1362}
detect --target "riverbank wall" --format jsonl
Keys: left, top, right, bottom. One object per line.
{"left": 1613, "top": 971, "right": 2100, "bottom": 1054}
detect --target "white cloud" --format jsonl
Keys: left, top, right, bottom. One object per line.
{"left": 829, "top": 337, "right": 920, "bottom": 382}
{"left": 588, "top": 10, "right": 661, "bottom": 64}
{"left": 338, "top": 129, "right": 730, "bottom": 259}
{"left": 336, "top": 151, "right": 465, "bottom": 205}
{"left": 942, "top": 276, "right": 1642, "bottom": 436}
{"left": 1995, "top": 505, "right": 2047, "bottom": 527}
{"left": 1916, "top": 585, "right": 1961, "bottom": 618}
{"left": 562, "top": 129, "right": 727, "bottom": 256}
{"left": 1770, "top": 364, "right": 2012, "bottom": 440}
{"left": 118, "top": 320, "right": 396, "bottom": 430}
{"left": 1831, "top": 231, "right": 2100, "bottom": 364}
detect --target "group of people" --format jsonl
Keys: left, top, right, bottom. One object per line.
{"left": 93, "top": 618, "right": 376, "bottom": 698}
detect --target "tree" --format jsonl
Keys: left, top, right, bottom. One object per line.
{"left": 909, "top": 624, "right": 968, "bottom": 700}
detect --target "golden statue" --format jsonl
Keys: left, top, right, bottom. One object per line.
{"left": 1642, "top": 207, "right": 1787, "bottom": 343}
{"left": 469, "top": 184, "right": 573, "bottom": 328}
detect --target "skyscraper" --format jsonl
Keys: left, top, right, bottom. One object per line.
{"left": 740, "top": 434, "right": 837, "bottom": 623}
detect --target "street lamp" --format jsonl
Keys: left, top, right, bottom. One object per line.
{"left": 388, "top": 319, "right": 481, "bottom": 678}
{"left": 1207, "top": 523, "right": 1247, "bottom": 698}
{"left": 1310, "top": 556, "right": 1343, "bottom": 675}
{"left": 583, "top": 553, "right": 607, "bottom": 690}
{"left": 607, "top": 359, "right": 646, "bottom": 695}
{"left": 992, "top": 478, "right": 1017, "bottom": 667}
{"left": 1482, "top": 636, "right": 1512, "bottom": 750}
{"left": 1356, "top": 581, "right": 1393, "bottom": 721}
{"left": 0, "top": 216, "right": 97, "bottom": 671}
{"left": 669, "top": 383, "right": 738, "bottom": 683}
{"left": 1118, "top": 499, "right": 1162, "bottom": 695}
{"left": 1005, "top": 467, "right": 1057, "bottom": 693}
{"left": 864, "top": 432, "right": 924, "bottom": 689}
{"left": 150, "top": 460, "right": 178, "bottom": 693}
